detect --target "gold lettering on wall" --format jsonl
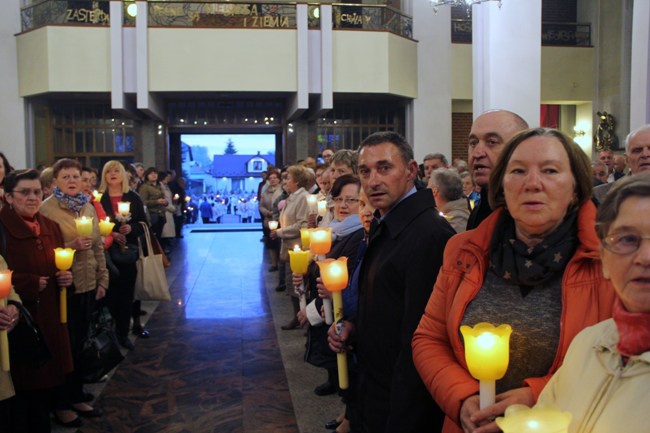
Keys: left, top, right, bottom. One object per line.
{"left": 65, "top": 8, "right": 110, "bottom": 24}
{"left": 243, "top": 15, "right": 290, "bottom": 28}
{"left": 340, "top": 13, "right": 371, "bottom": 25}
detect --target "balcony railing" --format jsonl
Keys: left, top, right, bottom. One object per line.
{"left": 452, "top": 19, "right": 592, "bottom": 47}
{"left": 20, "top": 0, "right": 413, "bottom": 39}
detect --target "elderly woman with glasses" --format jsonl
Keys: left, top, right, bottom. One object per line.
{"left": 0, "top": 169, "right": 75, "bottom": 432}
{"left": 412, "top": 128, "right": 617, "bottom": 433}
{"left": 536, "top": 173, "right": 650, "bottom": 433}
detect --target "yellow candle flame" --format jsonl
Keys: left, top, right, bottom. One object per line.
{"left": 496, "top": 404, "right": 572, "bottom": 433}
{"left": 75, "top": 216, "right": 93, "bottom": 237}
{"left": 54, "top": 248, "right": 76, "bottom": 271}
{"left": 288, "top": 246, "right": 310, "bottom": 274}
{"left": 316, "top": 257, "right": 349, "bottom": 292}
{"left": 460, "top": 322, "right": 512, "bottom": 381}
{"left": 0, "top": 270, "right": 13, "bottom": 298}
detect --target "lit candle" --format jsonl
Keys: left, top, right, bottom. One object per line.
{"left": 268, "top": 220, "right": 279, "bottom": 231}
{"left": 92, "top": 190, "right": 103, "bottom": 202}
{"left": 173, "top": 193, "right": 180, "bottom": 201}
{"left": 300, "top": 227, "right": 311, "bottom": 250}
{"left": 117, "top": 201, "right": 131, "bottom": 217}
{"left": 54, "top": 248, "right": 76, "bottom": 324}
{"left": 496, "top": 404, "right": 572, "bottom": 433}
{"left": 0, "top": 270, "right": 13, "bottom": 372}
{"left": 309, "top": 228, "right": 332, "bottom": 256}
{"left": 460, "top": 322, "right": 512, "bottom": 409}
{"left": 184, "top": 196, "right": 191, "bottom": 203}
{"left": 74, "top": 216, "right": 93, "bottom": 237}
{"left": 317, "top": 200, "right": 328, "bottom": 218}
{"left": 317, "top": 257, "right": 349, "bottom": 389}
{"left": 306, "top": 194, "right": 318, "bottom": 214}
{"left": 288, "top": 245, "right": 311, "bottom": 310}
{"left": 98, "top": 217, "right": 115, "bottom": 237}
{"left": 469, "top": 199, "right": 475, "bottom": 210}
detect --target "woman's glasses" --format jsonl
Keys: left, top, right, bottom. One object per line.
{"left": 332, "top": 198, "right": 359, "bottom": 205}
{"left": 13, "top": 188, "right": 43, "bottom": 197}
{"left": 602, "top": 232, "right": 650, "bottom": 255}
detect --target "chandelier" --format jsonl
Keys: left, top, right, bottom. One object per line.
{"left": 431, "top": 0, "right": 502, "bottom": 15}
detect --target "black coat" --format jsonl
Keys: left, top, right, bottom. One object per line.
{"left": 466, "top": 186, "right": 492, "bottom": 231}
{"left": 355, "top": 188, "right": 455, "bottom": 433}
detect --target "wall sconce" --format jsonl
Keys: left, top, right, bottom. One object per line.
{"left": 573, "top": 126, "right": 586, "bottom": 137}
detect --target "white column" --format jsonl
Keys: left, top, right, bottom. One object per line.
{"left": 410, "top": 1, "right": 452, "bottom": 162}
{"left": 0, "top": 0, "right": 27, "bottom": 167}
{"left": 472, "top": 1, "right": 541, "bottom": 126}
{"left": 110, "top": 1, "right": 125, "bottom": 109}
{"left": 136, "top": 1, "right": 163, "bottom": 119}
{"left": 630, "top": 0, "right": 650, "bottom": 130}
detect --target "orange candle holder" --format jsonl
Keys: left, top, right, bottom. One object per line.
{"left": 317, "top": 257, "right": 349, "bottom": 389}
{"left": 54, "top": 248, "right": 75, "bottom": 324}
{"left": 309, "top": 228, "right": 332, "bottom": 257}
{"left": 0, "top": 270, "right": 13, "bottom": 371}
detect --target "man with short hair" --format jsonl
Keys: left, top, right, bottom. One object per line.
{"left": 322, "top": 148, "right": 335, "bottom": 165}
{"left": 428, "top": 168, "right": 470, "bottom": 233}
{"left": 593, "top": 125, "right": 650, "bottom": 203}
{"left": 422, "top": 153, "right": 448, "bottom": 183}
{"left": 591, "top": 161, "right": 609, "bottom": 186}
{"left": 328, "top": 131, "right": 455, "bottom": 433}
{"left": 466, "top": 109, "right": 529, "bottom": 230}
{"left": 612, "top": 154, "right": 627, "bottom": 180}
{"left": 598, "top": 148, "right": 615, "bottom": 181}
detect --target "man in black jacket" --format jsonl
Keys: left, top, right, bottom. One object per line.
{"left": 466, "top": 110, "right": 528, "bottom": 230}
{"left": 329, "top": 131, "right": 455, "bottom": 433}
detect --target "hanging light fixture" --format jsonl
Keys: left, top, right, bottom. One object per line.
{"left": 431, "top": 0, "right": 502, "bottom": 15}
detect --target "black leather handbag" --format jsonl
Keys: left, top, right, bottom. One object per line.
{"left": 7, "top": 300, "right": 52, "bottom": 368}
{"left": 77, "top": 307, "right": 124, "bottom": 383}
{"left": 108, "top": 242, "right": 139, "bottom": 265}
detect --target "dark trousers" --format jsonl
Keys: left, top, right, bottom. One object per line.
{"left": 65, "top": 291, "right": 96, "bottom": 401}
{"left": 11, "top": 387, "right": 59, "bottom": 433}
{"left": 174, "top": 214, "right": 184, "bottom": 238}
{"left": 107, "top": 262, "right": 137, "bottom": 339}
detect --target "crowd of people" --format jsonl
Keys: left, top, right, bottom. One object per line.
{"left": 0, "top": 156, "right": 185, "bottom": 432}
{"left": 260, "top": 114, "right": 650, "bottom": 433}
{"left": 0, "top": 112, "right": 649, "bottom": 433}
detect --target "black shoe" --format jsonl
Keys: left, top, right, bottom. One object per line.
{"left": 325, "top": 419, "right": 342, "bottom": 430}
{"left": 118, "top": 336, "right": 135, "bottom": 350}
{"left": 53, "top": 414, "right": 83, "bottom": 428}
{"left": 73, "top": 407, "right": 103, "bottom": 418}
{"left": 281, "top": 317, "right": 300, "bottom": 331}
{"left": 314, "top": 381, "right": 337, "bottom": 396}
{"left": 132, "top": 327, "right": 150, "bottom": 338}
{"left": 275, "top": 285, "right": 286, "bottom": 292}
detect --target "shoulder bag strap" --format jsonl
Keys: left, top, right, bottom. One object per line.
{"left": 139, "top": 221, "right": 154, "bottom": 257}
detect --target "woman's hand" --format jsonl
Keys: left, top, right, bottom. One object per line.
{"left": 38, "top": 276, "right": 49, "bottom": 291}
{"left": 55, "top": 271, "right": 73, "bottom": 288}
{"left": 270, "top": 229, "right": 278, "bottom": 239}
{"left": 297, "top": 307, "right": 308, "bottom": 327}
{"left": 292, "top": 273, "right": 304, "bottom": 288}
{"left": 118, "top": 224, "right": 132, "bottom": 236}
{"left": 95, "top": 286, "right": 106, "bottom": 300}
{"left": 307, "top": 213, "right": 318, "bottom": 228}
{"left": 460, "top": 387, "right": 535, "bottom": 433}
{"left": 157, "top": 198, "right": 168, "bottom": 205}
{"left": 328, "top": 320, "right": 355, "bottom": 353}
{"left": 0, "top": 304, "right": 19, "bottom": 332}
{"left": 72, "top": 236, "right": 93, "bottom": 251}
{"left": 316, "top": 277, "right": 332, "bottom": 299}
{"left": 112, "top": 231, "right": 126, "bottom": 246}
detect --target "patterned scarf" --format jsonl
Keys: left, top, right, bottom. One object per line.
{"left": 489, "top": 211, "right": 578, "bottom": 296}
{"left": 52, "top": 186, "right": 89, "bottom": 216}
{"left": 613, "top": 297, "right": 650, "bottom": 357}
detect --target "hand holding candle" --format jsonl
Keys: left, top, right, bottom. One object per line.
{"left": 54, "top": 248, "right": 75, "bottom": 324}
{"left": 317, "top": 257, "right": 349, "bottom": 390}
{"left": 496, "top": 404, "right": 571, "bottom": 433}
{"left": 288, "top": 245, "right": 310, "bottom": 311}
{"left": 460, "top": 322, "right": 512, "bottom": 409}
{"left": 0, "top": 270, "right": 13, "bottom": 371}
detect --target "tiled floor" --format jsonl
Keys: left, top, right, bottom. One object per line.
{"left": 74, "top": 229, "right": 301, "bottom": 433}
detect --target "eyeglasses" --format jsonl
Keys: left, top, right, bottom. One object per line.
{"left": 13, "top": 188, "right": 43, "bottom": 197}
{"left": 602, "top": 232, "right": 650, "bottom": 255}
{"left": 332, "top": 197, "right": 359, "bottom": 205}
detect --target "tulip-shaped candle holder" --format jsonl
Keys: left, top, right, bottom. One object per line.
{"left": 54, "top": 248, "right": 75, "bottom": 324}
{"left": 317, "top": 200, "right": 328, "bottom": 218}
{"left": 98, "top": 217, "right": 115, "bottom": 237}
{"left": 309, "top": 228, "right": 333, "bottom": 324}
{"left": 496, "top": 404, "right": 572, "bottom": 433}
{"left": 268, "top": 220, "right": 279, "bottom": 231}
{"left": 460, "top": 322, "right": 512, "bottom": 409}
{"left": 92, "top": 190, "right": 103, "bottom": 202}
{"left": 300, "top": 227, "right": 311, "bottom": 250}
{"left": 0, "top": 270, "right": 13, "bottom": 371}
{"left": 75, "top": 215, "right": 93, "bottom": 237}
{"left": 288, "top": 245, "right": 310, "bottom": 310}
{"left": 317, "top": 257, "right": 349, "bottom": 390}
{"left": 306, "top": 194, "right": 318, "bottom": 215}
{"left": 116, "top": 201, "right": 131, "bottom": 223}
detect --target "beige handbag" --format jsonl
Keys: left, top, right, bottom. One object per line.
{"left": 134, "top": 222, "right": 171, "bottom": 301}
